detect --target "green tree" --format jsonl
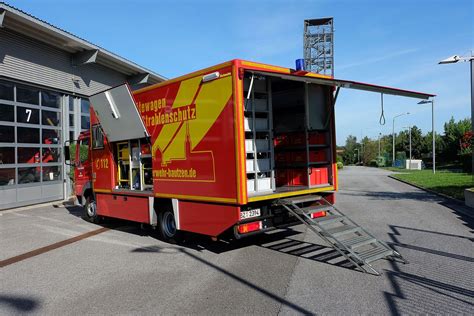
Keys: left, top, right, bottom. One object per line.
{"left": 398, "top": 126, "right": 423, "bottom": 159}
{"left": 421, "top": 131, "right": 444, "bottom": 159}
{"left": 361, "top": 136, "right": 378, "bottom": 165}
{"left": 342, "top": 135, "right": 359, "bottom": 165}
{"left": 380, "top": 134, "right": 393, "bottom": 161}
{"left": 443, "top": 117, "right": 471, "bottom": 161}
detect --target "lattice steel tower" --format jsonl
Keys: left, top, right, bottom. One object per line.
{"left": 303, "top": 18, "right": 334, "bottom": 76}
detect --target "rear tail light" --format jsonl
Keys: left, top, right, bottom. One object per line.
{"left": 311, "top": 211, "right": 326, "bottom": 219}
{"left": 237, "top": 221, "right": 262, "bottom": 234}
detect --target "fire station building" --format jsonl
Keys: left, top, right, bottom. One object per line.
{"left": 0, "top": 3, "right": 165, "bottom": 209}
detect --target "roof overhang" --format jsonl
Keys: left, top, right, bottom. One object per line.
{"left": 0, "top": 2, "right": 167, "bottom": 84}
{"left": 248, "top": 70, "right": 435, "bottom": 100}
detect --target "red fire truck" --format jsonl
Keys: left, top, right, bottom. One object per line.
{"left": 68, "top": 59, "right": 434, "bottom": 247}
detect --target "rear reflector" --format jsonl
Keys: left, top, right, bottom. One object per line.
{"left": 311, "top": 211, "right": 326, "bottom": 219}
{"left": 237, "top": 221, "right": 262, "bottom": 234}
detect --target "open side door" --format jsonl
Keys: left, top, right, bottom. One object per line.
{"left": 89, "top": 84, "right": 149, "bottom": 142}
{"left": 247, "top": 70, "right": 435, "bottom": 100}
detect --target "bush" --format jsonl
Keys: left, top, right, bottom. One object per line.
{"left": 337, "top": 161, "right": 343, "bottom": 169}
{"left": 460, "top": 152, "right": 472, "bottom": 172}
{"left": 369, "top": 159, "right": 378, "bottom": 167}
{"left": 376, "top": 155, "right": 386, "bottom": 167}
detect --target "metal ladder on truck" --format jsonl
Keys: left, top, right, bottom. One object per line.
{"left": 276, "top": 194, "right": 407, "bottom": 275}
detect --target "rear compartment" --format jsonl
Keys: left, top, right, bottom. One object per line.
{"left": 243, "top": 72, "right": 334, "bottom": 197}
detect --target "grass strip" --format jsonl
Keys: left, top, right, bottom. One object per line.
{"left": 390, "top": 169, "right": 473, "bottom": 200}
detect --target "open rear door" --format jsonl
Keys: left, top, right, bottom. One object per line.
{"left": 89, "top": 84, "right": 149, "bottom": 142}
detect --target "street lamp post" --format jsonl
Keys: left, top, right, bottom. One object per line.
{"left": 418, "top": 99, "right": 435, "bottom": 174}
{"left": 392, "top": 112, "right": 410, "bottom": 167}
{"left": 403, "top": 126, "right": 412, "bottom": 169}
{"left": 439, "top": 54, "right": 474, "bottom": 174}
{"left": 355, "top": 148, "right": 360, "bottom": 164}
{"left": 378, "top": 133, "right": 381, "bottom": 157}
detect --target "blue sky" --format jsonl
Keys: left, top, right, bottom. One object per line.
{"left": 7, "top": 0, "right": 473, "bottom": 145}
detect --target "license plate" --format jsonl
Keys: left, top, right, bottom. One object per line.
{"left": 240, "top": 208, "right": 261, "bottom": 220}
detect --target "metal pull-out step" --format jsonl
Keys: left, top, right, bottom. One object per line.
{"left": 280, "top": 194, "right": 322, "bottom": 204}
{"left": 355, "top": 245, "right": 394, "bottom": 263}
{"left": 311, "top": 214, "right": 344, "bottom": 224}
{"left": 322, "top": 225, "right": 361, "bottom": 238}
{"left": 298, "top": 204, "right": 335, "bottom": 214}
{"left": 276, "top": 194, "right": 407, "bottom": 275}
{"left": 341, "top": 235, "right": 376, "bottom": 250}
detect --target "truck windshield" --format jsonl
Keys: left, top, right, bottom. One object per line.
{"left": 79, "top": 138, "right": 89, "bottom": 164}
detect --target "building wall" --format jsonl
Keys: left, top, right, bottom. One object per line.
{"left": 0, "top": 28, "right": 128, "bottom": 97}
{"left": 0, "top": 28, "right": 140, "bottom": 210}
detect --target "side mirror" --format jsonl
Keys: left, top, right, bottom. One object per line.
{"left": 64, "top": 144, "right": 71, "bottom": 161}
{"left": 64, "top": 140, "right": 75, "bottom": 166}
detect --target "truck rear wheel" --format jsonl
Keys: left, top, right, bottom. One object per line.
{"left": 83, "top": 195, "right": 99, "bottom": 223}
{"left": 158, "top": 210, "right": 182, "bottom": 243}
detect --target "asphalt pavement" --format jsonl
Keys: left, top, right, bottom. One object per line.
{"left": 1, "top": 166, "right": 473, "bottom": 315}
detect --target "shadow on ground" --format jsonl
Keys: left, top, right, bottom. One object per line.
{"left": 62, "top": 183, "right": 473, "bottom": 314}
{"left": 133, "top": 228, "right": 357, "bottom": 271}
{"left": 340, "top": 188, "right": 474, "bottom": 232}
{"left": 64, "top": 203, "right": 358, "bottom": 274}
{"left": 62, "top": 204, "right": 83, "bottom": 218}
{"left": 129, "top": 229, "right": 359, "bottom": 315}
{"left": 382, "top": 224, "right": 474, "bottom": 315}
{"left": 0, "top": 295, "right": 40, "bottom": 313}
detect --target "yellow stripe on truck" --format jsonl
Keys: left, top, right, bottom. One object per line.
{"left": 152, "top": 76, "right": 202, "bottom": 159}
{"left": 188, "top": 76, "right": 232, "bottom": 147}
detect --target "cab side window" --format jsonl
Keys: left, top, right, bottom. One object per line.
{"left": 79, "top": 138, "right": 89, "bottom": 164}
{"left": 92, "top": 125, "right": 104, "bottom": 149}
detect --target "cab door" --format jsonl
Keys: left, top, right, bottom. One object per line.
{"left": 75, "top": 135, "right": 92, "bottom": 196}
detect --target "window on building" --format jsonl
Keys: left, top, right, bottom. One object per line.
{"left": 0, "top": 81, "right": 68, "bottom": 191}
{"left": 17, "top": 106, "right": 40, "bottom": 124}
{"left": 0, "top": 168, "right": 15, "bottom": 186}
{"left": 0, "top": 126, "right": 14, "bottom": 143}
{"left": 92, "top": 125, "right": 104, "bottom": 149}
{"left": 81, "top": 98, "right": 91, "bottom": 131}
{"left": 81, "top": 99, "right": 90, "bottom": 113}
{"left": 17, "top": 86, "right": 39, "bottom": 105}
{"left": 0, "top": 147, "right": 15, "bottom": 164}
{"left": 0, "top": 104, "right": 14, "bottom": 122}
{"left": 18, "top": 167, "right": 40, "bottom": 183}
{"left": 0, "top": 81, "right": 14, "bottom": 101}
{"left": 42, "top": 147, "right": 61, "bottom": 163}
{"left": 41, "top": 91, "right": 61, "bottom": 108}
{"left": 81, "top": 115, "right": 90, "bottom": 130}
{"left": 69, "top": 97, "right": 74, "bottom": 111}
{"left": 18, "top": 147, "right": 41, "bottom": 164}
{"left": 42, "top": 110, "right": 61, "bottom": 126}
{"left": 42, "top": 166, "right": 61, "bottom": 182}
{"left": 69, "top": 114, "right": 74, "bottom": 127}
{"left": 42, "top": 129, "right": 60, "bottom": 144}
{"left": 17, "top": 127, "right": 40, "bottom": 143}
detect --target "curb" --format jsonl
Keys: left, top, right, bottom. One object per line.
{"left": 388, "top": 175, "right": 474, "bottom": 219}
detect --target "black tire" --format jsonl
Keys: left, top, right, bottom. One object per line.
{"left": 157, "top": 209, "right": 182, "bottom": 243}
{"left": 83, "top": 194, "right": 99, "bottom": 223}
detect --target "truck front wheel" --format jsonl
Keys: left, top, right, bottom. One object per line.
{"left": 158, "top": 210, "right": 182, "bottom": 243}
{"left": 83, "top": 195, "right": 99, "bottom": 223}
